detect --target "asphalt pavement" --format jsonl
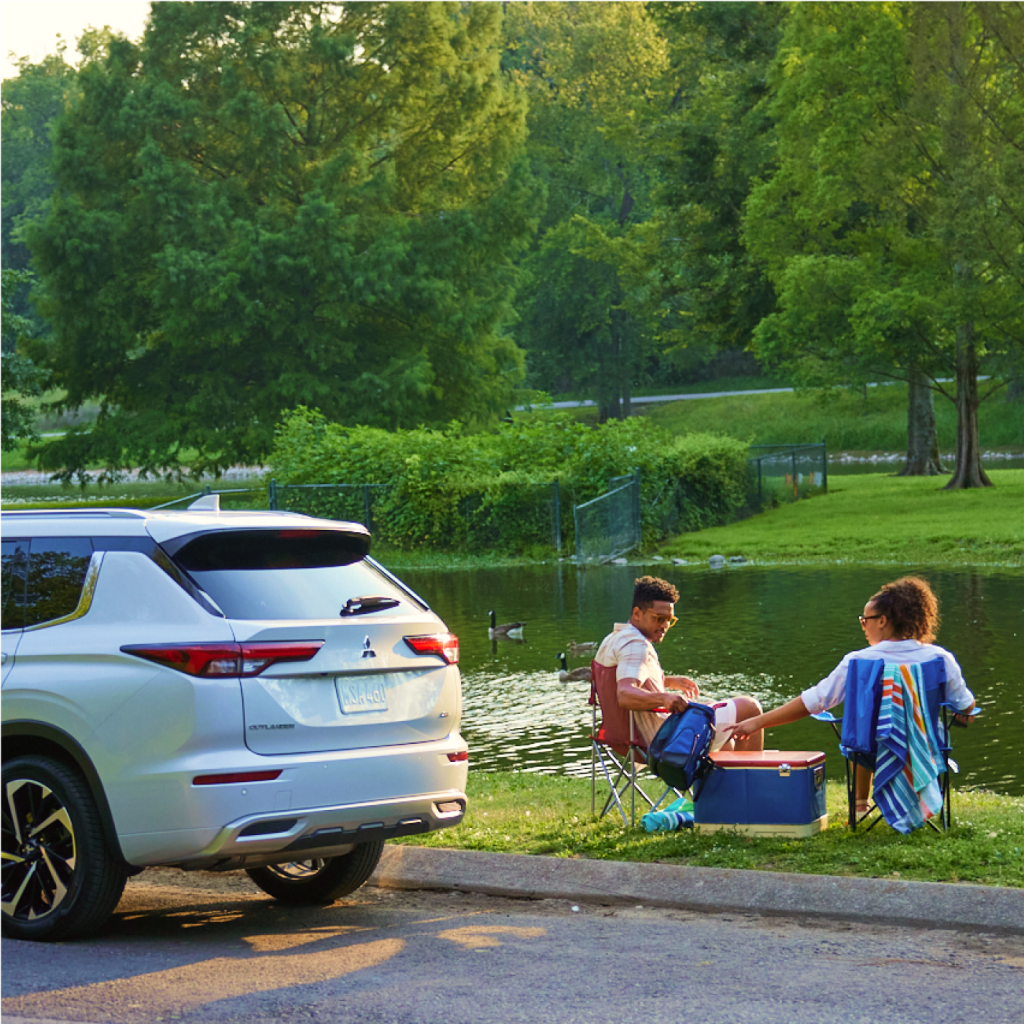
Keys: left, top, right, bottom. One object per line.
{"left": 370, "top": 846, "right": 1024, "bottom": 934}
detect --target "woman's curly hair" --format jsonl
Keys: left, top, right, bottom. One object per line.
{"left": 869, "top": 576, "right": 940, "bottom": 643}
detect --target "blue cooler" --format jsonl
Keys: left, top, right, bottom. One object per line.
{"left": 694, "top": 750, "right": 828, "bottom": 837}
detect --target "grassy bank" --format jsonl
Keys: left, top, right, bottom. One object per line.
{"left": 394, "top": 771, "right": 1024, "bottom": 888}
{"left": 660, "top": 469, "right": 1024, "bottom": 568}
{"left": 638, "top": 382, "right": 1024, "bottom": 450}
{"left": 4, "top": 470, "right": 1021, "bottom": 570}
{"left": 0, "top": 478, "right": 268, "bottom": 512}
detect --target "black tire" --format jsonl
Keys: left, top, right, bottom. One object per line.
{"left": 245, "top": 841, "right": 385, "bottom": 905}
{"left": 1, "top": 755, "right": 128, "bottom": 942}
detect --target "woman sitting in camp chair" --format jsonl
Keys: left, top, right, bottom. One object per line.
{"left": 725, "top": 576, "right": 976, "bottom": 819}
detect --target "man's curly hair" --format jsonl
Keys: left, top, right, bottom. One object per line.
{"left": 869, "top": 576, "right": 940, "bottom": 643}
{"left": 632, "top": 575, "right": 679, "bottom": 611}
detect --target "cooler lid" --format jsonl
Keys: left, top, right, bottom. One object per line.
{"left": 709, "top": 750, "right": 826, "bottom": 768}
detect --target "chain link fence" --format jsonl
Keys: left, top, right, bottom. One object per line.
{"left": 269, "top": 480, "right": 385, "bottom": 531}
{"left": 267, "top": 444, "right": 824, "bottom": 558}
{"left": 745, "top": 443, "right": 828, "bottom": 510}
{"left": 573, "top": 470, "right": 641, "bottom": 563}
{"left": 270, "top": 478, "right": 562, "bottom": 553}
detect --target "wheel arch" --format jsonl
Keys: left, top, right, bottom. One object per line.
{"left": 1, "top": 720, "right": 130, "bottom": 867}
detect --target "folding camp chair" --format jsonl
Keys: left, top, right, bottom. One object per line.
{"left": 812, "top": 657, "right": 975, "bottom": 834}
{"left": 589, "top": 661, "right": 681, "bottom": 826}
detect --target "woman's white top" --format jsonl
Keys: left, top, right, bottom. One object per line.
{"left": 799, "top": 639, "right": 975, "bottom": 714}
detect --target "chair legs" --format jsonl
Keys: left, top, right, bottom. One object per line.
{"left": 591, "top": 739, "right": 678, "bottom": 826}
{"left": 846, "top": 754, "right": 954, "bottom": 834}
{"left": 846, "top": 755, "right": 883, "bottom": 833}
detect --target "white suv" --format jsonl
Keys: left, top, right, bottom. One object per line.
{"left": 1, "top": 502, "right": 467, "bottom": 941}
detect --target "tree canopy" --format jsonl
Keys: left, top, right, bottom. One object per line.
{"left": 744, "top": 2, "right": 1024, "bottom": 487}
{"left": 28, "top": 1, "right": 537, "bottom": 477}
{"left": 1, "top": 268, "right": 48, "bottom": 450}
{"left": 505, "top": 1, "right": 670, "bottom": 421}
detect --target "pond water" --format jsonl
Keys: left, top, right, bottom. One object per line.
{"left": 827, "top": 452, "right": 1024, "bottom": 475}
{"left": 392, "top": 563, "right": 1023, "bottom": 797}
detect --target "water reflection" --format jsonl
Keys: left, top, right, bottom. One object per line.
{"left": 393, "top": 563, "right": 1023, "bottom": 796}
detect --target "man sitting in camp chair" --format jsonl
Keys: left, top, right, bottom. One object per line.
{"left": 592, "top": 575, "right": 765, "bottom": 753}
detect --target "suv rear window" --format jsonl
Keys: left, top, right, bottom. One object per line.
{"left": 169, "top": 529, "right": 416, "bottom": 620}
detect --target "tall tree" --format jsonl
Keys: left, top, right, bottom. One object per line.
{"left": 644, "top": 1, "right": 784, "bottom": 360}
{"left": 28, "top": 1, "right": 536, "bottom": 478}
{"left": 1, "top": 47, "right": 79, "bottom": 335}
{"left": 745, "top": 2, "right": 1024, "bottom": 488}
{"left": 1, "top": 268, "right": 49, "bottom": 450}
{"left": 505, "top": 1, "right": 669, "bottom": 420}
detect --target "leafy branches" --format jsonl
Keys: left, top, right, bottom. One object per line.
{"left": 27, "top": 1, "right": 537, "bottom": 479}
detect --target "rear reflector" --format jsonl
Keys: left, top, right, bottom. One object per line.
{"left": 193, "top": 770, "right": 282, "bottom": 786}
{"left": 122, "top": 640, "right": 324, "bottom": 677}
{"left": 447, "top": 751, "right": 469, "bottom": 762}
{"left": 404, "top": 632, "right": 459, "bottom": 665}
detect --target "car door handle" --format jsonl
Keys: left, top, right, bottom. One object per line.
{"left": 1, "top": 652, "right": 7, "bottom": 664}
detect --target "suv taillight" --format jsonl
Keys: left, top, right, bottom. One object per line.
{"left": 121, "top": 641, "right": 325, "bottom": 677}
{"left": 404, "top": 632, "right": 459, "bottom": 665}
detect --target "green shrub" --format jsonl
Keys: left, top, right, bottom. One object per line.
{"left": 269, "top": 408, "right": 749, "bottom": 552}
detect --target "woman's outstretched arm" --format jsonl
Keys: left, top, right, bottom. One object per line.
{"left": 725, "top": 695, "right": 810, "bottom": 741}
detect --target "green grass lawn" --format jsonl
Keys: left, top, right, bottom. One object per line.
{"left": 0, "top": 477, "right": 268, "bottom": 512}
{"left": 639, "top": 383, "right": 1024, "bottom": 451}
{"left": 394, "top": 771, "right": 1024, "bottom": 888}
{"left": 660, "top": 469, "right": 1024, "bottom": 567}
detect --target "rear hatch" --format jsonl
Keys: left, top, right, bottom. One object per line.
{"left": 157, "top": 525, "right": 460, "bottom": 755}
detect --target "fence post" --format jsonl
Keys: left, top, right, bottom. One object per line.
{"left": 553, "top": 478, "right": 561, "bottom": 554}
{"left": 363, "top": 484, "right": 372, "bottom": 530}
{"left": 821, "top": 441, "right": 828, "bottom": 494}
{"left": 792, "top": 450, "right": 798, "bottom": 498}
{"left": 633, "top": 467, "right": 642, "bottom": 549}
{"left": 757, "top": 459, "right": 762, "bottom": 505}
{"left": 268, "top": 478, "right": 277, "bottom": 510}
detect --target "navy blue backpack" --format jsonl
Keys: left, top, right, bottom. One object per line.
{"left": 647, "top": 702, "right": 716, "bottom": 793}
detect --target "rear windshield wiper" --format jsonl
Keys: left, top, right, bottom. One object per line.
{"left": 340, "top": 596, "right": 401, "bottom": 617}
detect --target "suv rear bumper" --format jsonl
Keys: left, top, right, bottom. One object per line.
{"left": 176, "top": 790, "right": 467, "bottom": 870}
{"left": 123, "top": 790, "right": 466, "bottom": 871}
{"left": 115, "top": 737, "right": 469, "bottom": 867}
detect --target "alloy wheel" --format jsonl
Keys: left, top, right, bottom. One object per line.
{"left": 2, "top": 776, "right": 76, "bottom": 923}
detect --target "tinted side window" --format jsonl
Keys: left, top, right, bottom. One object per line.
{"left": 25, "top": 538, "right": 94, "bottom": 627}
{"left": 1, "top": 539, "right": 28, "bottom": 631}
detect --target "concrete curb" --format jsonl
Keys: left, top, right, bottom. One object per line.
{"left": 370, "top": 846, "right": 1024, "bottom": 934}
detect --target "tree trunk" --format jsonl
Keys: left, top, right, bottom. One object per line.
{"left": 597, "top": 344, "right": 621, "bottom": 422}
{"left": 615, "top": 308, "right": 632, "bottom": 418}
{"left": 897, "top": 366, "right": 946, "bottom": 476}
{"left": 944, "top": 323, "right": 992, "bottom": 489}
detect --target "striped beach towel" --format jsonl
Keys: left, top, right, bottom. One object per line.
{"left": 874, "top": 663, "right": 944, "bottom": 833}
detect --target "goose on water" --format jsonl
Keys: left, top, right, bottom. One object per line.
{"left": 567, "top": 639, "right": 597, "bottom": 655}
{"left": 488, "top": 610, "right": 525, "bottom": 639}
{"left": 556, "top": 652, "right": 592, "bottom": 682}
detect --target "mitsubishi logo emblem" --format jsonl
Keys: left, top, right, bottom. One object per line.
{"left": 362, "top": 636, "right": 376, "bottom": 659}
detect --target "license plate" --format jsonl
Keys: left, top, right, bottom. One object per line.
{"left": 337, "top": 677, "right": 389, "bottom": 715}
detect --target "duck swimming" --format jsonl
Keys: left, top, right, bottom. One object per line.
{"left": 567, "top": 639, "right": 597, "bottom": 655}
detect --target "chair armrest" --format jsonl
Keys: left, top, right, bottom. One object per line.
{"left": 943, "top": 703, "right": 980, "bottom": 728}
